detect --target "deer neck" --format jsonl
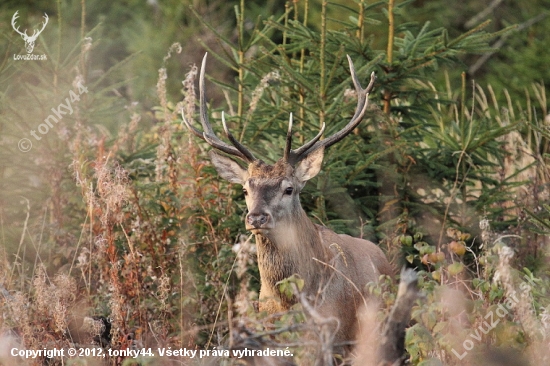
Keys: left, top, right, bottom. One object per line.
{"left": 254, "top": 209, "right": 329, "bottom": 297}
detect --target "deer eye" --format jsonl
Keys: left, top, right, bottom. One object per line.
{"left": 284, "top": 187, "right": 294, "bottom": 195}
{"left": 243, "top": 188, "right": 248, "bottom": 196}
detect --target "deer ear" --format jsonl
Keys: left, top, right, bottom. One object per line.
{"left": 209, "top": 150, "right": 249, "bottom": 185}
{"left": 295, "top": 146, "right": 325, "bottom": 183}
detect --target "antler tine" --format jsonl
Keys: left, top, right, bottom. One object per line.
{"left": 183, "top": 53, "right": 256, "bottom": 163}
{"left": 284, "top": 113, "right": 326, "bottom": 165}
{"left": 283, "top": 113, "right": 293, "bottom": 162}
{"left": 29, "top": 13, "right": 48, "bottom": 39}
{"left": 291, "top": 55, "right": 376, "bottom": 164}
{"left": 290, "top": 122, "right": 326, "bottom": 162}
{"left": 38, "top": 13, "right": 48, "bottom": 33}
{"left": 198, "top": 53, "right": 215, "bottom": 137}
{"left": 181, "top": 112, "right": 204, "bottom": 139}
{"left": 202, "top": 131, "right": 248, "bottom": 159}
{"left": 11, "top": 11, "right": 27, "bottom": 37}
{"left": 222, "top": 112, "right": 256, "bottom": 162}
{"left": 182, "top": 110, "right": 247, "bottom": 158}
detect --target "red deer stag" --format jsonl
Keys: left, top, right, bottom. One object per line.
{"left": 183, "top": 54, "right": 393, "bottom": 351}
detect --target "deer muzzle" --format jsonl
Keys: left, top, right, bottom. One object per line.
{"left": 245, "top": 212, "right": 271, "bottom": 231}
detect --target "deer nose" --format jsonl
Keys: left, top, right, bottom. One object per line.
{"left": 246, "top": 212, "right": 270, "bottom": 229}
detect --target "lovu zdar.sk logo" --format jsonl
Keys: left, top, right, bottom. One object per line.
{"left": 12, "top": 10, "right": 48, "bottom": 60}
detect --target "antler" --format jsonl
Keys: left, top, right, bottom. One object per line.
{"left": 182, "top": 53, "right": 256, "bottom": 163}
{"left": 29, "top": 13, "right": 49, "bottom": 41}
{"left": 183, "top": 53, "right": 375, "bottom": 166}
{"left": 284, "top": 55, "right": 376, "bottom": 165}
{"left": 11, "top": 11, "right": 48, "bottom": 40}
{"left": 11, "top": 11, "right": 27, "bottom": 38}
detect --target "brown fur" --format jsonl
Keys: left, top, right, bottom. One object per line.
{"left": 256, "top": 210, "right": 393, "bottom": 344}
{"left": 248, "top": 160, "right": 293, "bottom": 179}
{"left": 210, "top": 151, "right": 393, "bottom": 350}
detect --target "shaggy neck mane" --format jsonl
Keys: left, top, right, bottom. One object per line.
{"left": 255, "top": 208, "right": 330, "bottom": 307}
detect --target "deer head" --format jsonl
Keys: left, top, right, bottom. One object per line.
{"left": 183, "top": 53, "right": 375, "bottom": 238}
{"left": 12, "top": 11, "right": 49, "bottom": 54}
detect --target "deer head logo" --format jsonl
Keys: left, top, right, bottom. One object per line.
{"left": 11, "top": 11, "right": 49, "bottom": 54}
